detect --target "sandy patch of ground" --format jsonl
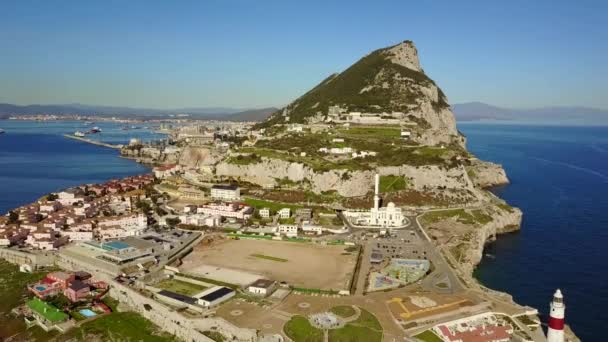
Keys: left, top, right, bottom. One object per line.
{"left": 181, "top": 239, "right": 357, "bottom": 291}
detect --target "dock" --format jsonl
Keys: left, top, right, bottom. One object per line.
{"left": 63, "top": 134, "right": 123, "bottom": 149}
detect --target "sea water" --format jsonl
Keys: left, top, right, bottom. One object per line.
{"left": 460, "top": 123, "right": 608, "bottom": 341}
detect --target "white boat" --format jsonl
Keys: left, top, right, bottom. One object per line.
{"left": 74, "top": 131, "right": 85, "bottom": 137}
{"left": 0, "top": 128, "right": 5, "bottom": 134}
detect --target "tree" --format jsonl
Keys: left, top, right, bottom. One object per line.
{"left": 46, "top": 193, "right": 58, "bottom": 201}
{"left": 166, "top": 217, "right": 181, "bottom": 227}
{"left": 8, "top": 211, "right": 19, "bottom": 224}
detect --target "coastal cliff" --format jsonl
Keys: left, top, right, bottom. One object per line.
{"left": 422, "top": 203, "right": 523, "bottom": 275}
{"left": 466, "top": 160, "right": 510, "bottom": 188}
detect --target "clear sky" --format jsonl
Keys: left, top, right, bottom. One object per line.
{"left": 0, "top": 0, "right": 606, "bottom": 109}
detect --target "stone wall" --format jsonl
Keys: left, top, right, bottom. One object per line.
{"left": 0, "top": 248, "right": 55, "bottom": 269}
{"left": 55, "top": 251, "right": 258, "bottom": 341}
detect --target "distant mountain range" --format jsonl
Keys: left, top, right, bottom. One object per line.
{"left": 0, "top": 103, "right": 278, "bottom": 122}
{"left": 452, "top": 102, "right": 608, "bottom": 124}
{"left": 2, "top": 100, "right": 607, "bottom": 125}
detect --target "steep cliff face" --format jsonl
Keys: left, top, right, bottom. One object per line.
{"left": 466, "top": 160, "right": 510, "bottom": 188}
{"left": 215, "top": 157, "right": 483, "bottom": 201}
{"left": 423, "top": 205, "right": 523, "bottom": 275}
{"left": 258, "top": 40, "right": 463, "bottom": 147}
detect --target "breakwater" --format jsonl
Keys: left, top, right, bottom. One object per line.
{"left": 63, "top": 134, "right": 123, "bottom": 149}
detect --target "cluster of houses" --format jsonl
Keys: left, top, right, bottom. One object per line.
{"left": 0, "top": 174, "right": 154, "bottom": 250}
{"left": 257, "top": 207, "right": 345, "bottom": 238}
{"left": 179, "top": 201, "right": 253, "bottom": 227}
{"left": 29, "top": 270, "right": 108, "bottom": 303}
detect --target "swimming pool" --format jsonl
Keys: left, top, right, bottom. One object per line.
{"left": 35, "top": 286, "right": 47, "bottom": 291}
{"left": 79, "top": 309, "right": 97, "bottom": 318}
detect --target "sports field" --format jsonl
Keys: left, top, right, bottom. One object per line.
{"left": 181, "top": 238, "right": 358, "bottom": 291}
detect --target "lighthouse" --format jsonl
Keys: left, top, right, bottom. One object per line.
{"left": 547, "top": 289, "right": 565, "bottom": 342}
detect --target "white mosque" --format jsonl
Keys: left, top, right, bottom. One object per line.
{"left": 343, "top": 174, "right": 408, "bottom": 228}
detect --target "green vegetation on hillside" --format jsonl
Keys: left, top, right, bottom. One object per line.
{"left": 251, "top": 130, "right": 458, "bottom": 171}
{"left": 258, "top": 44, "right": 448, "bottom": 127}
{"left": 243, "top": 197, "right": 303, "bottom": 212}
{"left": 0, "top": 261, "right": 55, "bottom": 339}
{"left": 226, "top": 153, "right": 262, "bottom": 165}
{"left": 58, "top": 312, "right": 179, "bottom": 342}
{"left": 203, "top": 330, "right": 227, "bottom": 342}
{"left": 421, "top": 208, "right": 493, "bottom": 226}
{"left": 338, "top": 126, "right": 401, "bottom": 138}
{"left": 284, "top": 315, "right": 324, "bottom": 342}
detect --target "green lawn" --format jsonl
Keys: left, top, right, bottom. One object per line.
{"left": 58, "top": 312, "right": 179, "bottom": 342}
{"left": 283, "top": 315, "right": 324, "bottom": 342}
{"left": 154, "top": 278, "right": 207, "bottom": 296}
{"left": 27, "top": 298, "right": 68, "bottom": 323}
{"left": 413, "top": 330, "right": 444, "bottom": 342}
{"left": 328, "top": 308, "right": 383, "bottom": 342}
{"left": 243, "top": 197, "right": 303, "bottom": 213}
{"left": 251, "top": 253, "right": 288, "bottom": 263}
{"left": 330, "top": 305, "right": 356, "bottom": 318}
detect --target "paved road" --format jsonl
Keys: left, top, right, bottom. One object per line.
{"left": 409, "top": 215, "right": 465, "bottom": 294}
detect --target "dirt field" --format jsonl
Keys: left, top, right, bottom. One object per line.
{"left": 181, "top": 239, "right": 358, "bottom": 291}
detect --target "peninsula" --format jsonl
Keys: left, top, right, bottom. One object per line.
{"left": 1, "top": 40, "right": 579, "bottom": 342}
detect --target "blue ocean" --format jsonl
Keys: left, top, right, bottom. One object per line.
{"left": 0, "top": 120, "right": 605, "bottom": 340}
{"left": 0, "top": 120, "right": 157, "bottom": 214}
{"left": 460, "top": 123, "right": 608, "bottom": 341}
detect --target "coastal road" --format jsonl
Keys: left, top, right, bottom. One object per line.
{"left": 409, "top": 215, "right": 466, "bottom": 293}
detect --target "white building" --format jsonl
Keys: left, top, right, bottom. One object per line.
{"left": 210, "top": 185, "right": 240, "bottom": 201}
{"left": 278, "top": 208, "right": 291, "bottom": 219}
{"left": 352, "top": 151, "right": 377, "bottom": 158}
{"left": 259, "top": 208, "right": 271, "bottom": 218}
{"left": 277, "top": 224, "right": 298, "bottom": 237}
{"left": 196, "top": 203, "right": 252, "bottom": 220}
{"left": 97, "top": 213, "right": 147, "bottom": 231}
{"left": 247, "top": 279, "right": 277, "bottom": 297}
{"left": 343, "top": 174, "right": 408, "bottom": 228}
{"left": 319, "top": 147, "right": 354, "bottom": 155}
{"left": 401, "top": 130, "right": 411, "bottom": 139}
{"left": 39, "top": 201, "right": 62, "bottom": 213}
{"left": 179, "top": 214, "right": 221, "bottom": 227}
{"left": 194, "top": 286, "right": 235, "bottom": 307}
{"left": 63, "top": 230, "right": 94, "bottom": 241}
{"left": 56, "top": 188, "right": 85, "bottom": 206}
{"left": 301, "top": 222, "right": 323, "bottom": 235}
{"left": 153, "top": 164, "right": 181, "bottom": 179}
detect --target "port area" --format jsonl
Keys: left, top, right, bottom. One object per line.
{"left": 63, "top": 134, "right": 123, "bottom": 149}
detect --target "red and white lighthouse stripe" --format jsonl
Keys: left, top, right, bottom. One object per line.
{"left": 547, "top": 289, "right": 565, "bottom": 342}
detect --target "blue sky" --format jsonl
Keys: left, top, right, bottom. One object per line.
{"left": 0, "top": 0, "right": 606, "bottom": 109}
